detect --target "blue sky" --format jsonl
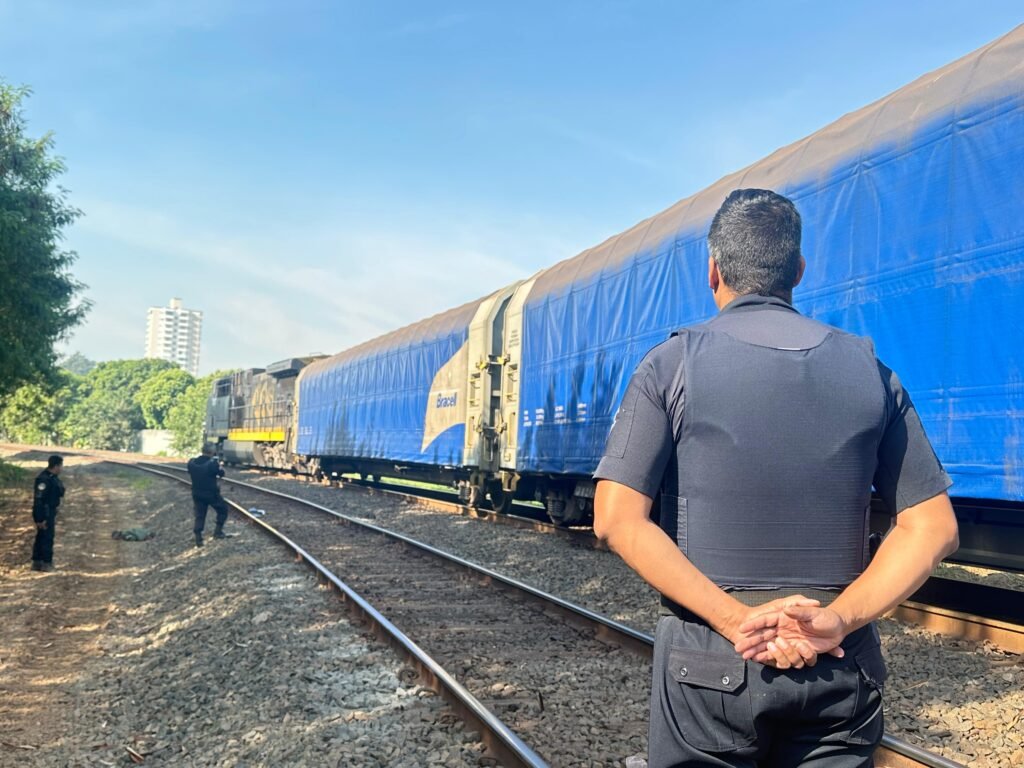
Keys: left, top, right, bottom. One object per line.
{"left": 1, "top": 2, "right": 1021, "bottom": 374}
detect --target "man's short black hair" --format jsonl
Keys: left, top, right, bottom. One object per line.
{"left": 707, "top": 189, "right": 803, "bottom": 297}
{"left": 47, "top": 455, "right": 63, "bottom": 469}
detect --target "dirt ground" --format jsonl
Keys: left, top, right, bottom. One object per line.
{"left": 0, "top": 452, "right": 142, "bottom": 759}
{"left": 0, "top": 450, "right": 484, "bottom": 767}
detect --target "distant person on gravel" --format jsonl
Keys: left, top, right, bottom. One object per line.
{"left": 187, "top": 444, "right": 229, "bottom": 548}
{"left": 31, "top": 454, "right": 65, "bottom": 572}
{"left": 594, "top": 189, "right": 959, "bottom": 768}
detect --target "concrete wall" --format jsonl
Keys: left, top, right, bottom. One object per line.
{"left": 134, "top": 429, "right": 179, "bottom": 457}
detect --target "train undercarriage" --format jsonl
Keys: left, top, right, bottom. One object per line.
{"left": 215, "top": 441, "right": 596, "bottom": 526}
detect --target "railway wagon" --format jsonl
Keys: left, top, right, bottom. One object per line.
{"left": 209, "top": 27, "right": 1022, "bottom": 566}
{"left": 498, "top": 26, "right": 1024, "bottom": 534}
{"left": 293, "top": 286, "right": 519, "bottom": 505}
{"left": 205, "top": 358, "right": 317, "bottom": 469}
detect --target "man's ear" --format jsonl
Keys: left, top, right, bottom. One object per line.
{"left": 708, "top": 256, "right": 720, "bottom": 293}
{"left": 794, "top": 256, "right": 806, "bottom": 287}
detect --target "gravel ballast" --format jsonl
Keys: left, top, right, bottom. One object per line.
{"left": 228, "top": 485, "right": 651, "bottom": 768}
{"left": 240, "top": 472, "right": 1024, "bottom": 767}
{"left": 0, "top": 456, "right": 487, "bottom": 768}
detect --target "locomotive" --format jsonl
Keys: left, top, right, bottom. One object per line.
{"left": 204, "top": 358, "right": 321, "bottom": 471}
{"left": 206, "top": 28, "right": 1024, "bottom": 542}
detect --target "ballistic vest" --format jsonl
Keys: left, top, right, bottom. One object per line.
{"left": 661, "top": 296, "right": 886, "bottom": 591}
{"left": 187, "top": 455, "right": 223, "bottom": 500}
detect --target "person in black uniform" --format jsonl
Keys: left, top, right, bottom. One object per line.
{"left": 32, "top": 454, "right": 65, "bottom": 572}
{"left": 594, "top": 189, "right": 960, "bottom": 767}
{"left": 187, "top": 444, "right": 229, "bottom": 547}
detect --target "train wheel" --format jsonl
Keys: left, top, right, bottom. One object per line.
{"left": 546, "top": 497, "right": 568, "bottom": 527}
{"left": 488, "top": 484, "right": 513, "bottom": 515}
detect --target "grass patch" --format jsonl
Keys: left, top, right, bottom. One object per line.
{"left": 0, "top": 459, "right": 31, "bottom": 489}
{"left": 102, "top": 466, "right": 157, "bottom": 490}
{"left": 341, "top": 473, "right": 451, "bottom": 493}
{"left": 126, "top": 474, "right": 154, "bottom": 491}
{"left": 109, "top": 468, "right": 154, "bottom": 490}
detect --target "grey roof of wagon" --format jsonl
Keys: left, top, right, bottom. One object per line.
{"left": 528, "top": 24, "right": 1024, "bottom": 301}
{"left": 301, "top": 296, "right": 485, "bottom": 380}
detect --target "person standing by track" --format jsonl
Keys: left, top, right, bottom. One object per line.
{"left": 187, "top": 444, "right": 229, "bottom": 548}
{"left": 594, "top": 189, "right": 960, "bottom": 767}
{"left": 31, "top": 454, "right": 65, "bottom": 572}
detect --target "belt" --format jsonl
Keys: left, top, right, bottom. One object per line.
{"left": 662, "top": 588, "right": 841, "bottom": 623}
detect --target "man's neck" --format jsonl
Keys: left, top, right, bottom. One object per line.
{"left": 715, "top": 289, "right": 793, "bottom": 311}
{"left": 713, "top": 286, "right": 740, "bottom": 310}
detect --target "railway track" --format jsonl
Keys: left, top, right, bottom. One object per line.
{"left": 140, "top": 463, "right": 652, "bottom": 766}
{"left": 258, "top": 468, "right": 1024, "bottom": 654}
{"left": 4, "top": 442, "right": 1019, "bottom": 648}
{"left": 136, "top": 461, "right": 966, "bottom": 768}
{"left": 131, "top": 463, "right": 549, "bottom": 768}
{"left": 294, "top": 472, "right": 1024, "bottom": 578}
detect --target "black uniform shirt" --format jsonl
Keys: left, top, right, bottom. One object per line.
{"left": 33, "top": 470, "right": 65, "bottom": 523}
{"left": 187, "top": 455, "right": 225, "bottom": 499}
{"left": 595, "top": 294, "right": 953, "bottom": 516}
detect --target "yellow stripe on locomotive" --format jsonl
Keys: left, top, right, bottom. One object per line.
{"left": 227, "top": 429, "right": 286, "bottom": 443}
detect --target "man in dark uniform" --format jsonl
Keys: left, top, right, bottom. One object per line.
{"left": 594, "top": 189, "right": 959, "bottom": 767}
{"left": 32, "top": 454, "right": 65, "bottom": 572}
{"left": 187, "top": 444, "right": 229, "bottom": 548}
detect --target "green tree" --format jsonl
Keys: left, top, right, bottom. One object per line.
{"left": 0, "top": 370, "right": 80, "bottom": 445}
{"left": 60, "top": 358, "right": 177, "bottom": 449}
{"left": 136, "top": 367, "right": 194, "bottom": 429}
{"left": 166, "top": 371, "right": 231, "bottom": 455}
{"left": 59, "top": 351, "right": 95, "bottom": 375}
{"left": 62, "top": 387, "right": 139, "bottom": 450}
{"left": 0, "top": 83, "right": 90, "bottom": 397}
{"left": 87, "top": 358, "right": 176, "bottom": 395}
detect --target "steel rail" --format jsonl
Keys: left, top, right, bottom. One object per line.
{"left": 2, "top": 441, "right": 1020, "bottom": 573}
{"left": 142, "top": 462, "right": 966, "bottom": 768}
{"left": 242, "top": 466, "right": 1024, "bottom": 651}
{"left": 263, "top": 468, "right": 600, "bottom": 541}
{"left": 253, "top": 464, "right": 1024, "bottom": 575}
{"left": 143, "top": 463, "right": 653, "bottom": 655}
{"left": 0, "top": 448, "right": 972, "bottom": 768}
{"left": 128, "top": 462, "right": 549, "bottom": 768}
{"left": 0, "top": 448, "right": 990, "bottom": 767}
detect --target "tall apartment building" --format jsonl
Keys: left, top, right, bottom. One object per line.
{"left": 144, "top": 298, "right": 202, "bottom": 376}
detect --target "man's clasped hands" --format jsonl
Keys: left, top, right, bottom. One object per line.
{"left": 723, "top": 597, "right": 850, "bottom": 670}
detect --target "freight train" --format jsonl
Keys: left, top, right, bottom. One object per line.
{"left": 205, "top": 28, "right": 1024, "bottom": 559}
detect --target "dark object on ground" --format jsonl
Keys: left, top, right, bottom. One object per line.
{"left": 111, "top": 528, "right": 155, "bottom": 542}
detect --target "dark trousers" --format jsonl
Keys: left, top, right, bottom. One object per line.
{"left": 649, "top": 616, "right": 885, "bottom": 768}
{"left": 32, "top": 514, "right": 57, "bottom": 563}
{"left": 192, "top": 495, "right": 229, "bottom": 534}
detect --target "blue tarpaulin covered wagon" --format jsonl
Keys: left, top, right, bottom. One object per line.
{"left": 511, "top": 26, "right": 1024, "bottom": 508}
{"left": 295, "top": 286, "right": 517, "bottom": 495}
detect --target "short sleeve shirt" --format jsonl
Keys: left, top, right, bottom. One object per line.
{"left": 594, "top": 295, "right": 952, "bottom": 514}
